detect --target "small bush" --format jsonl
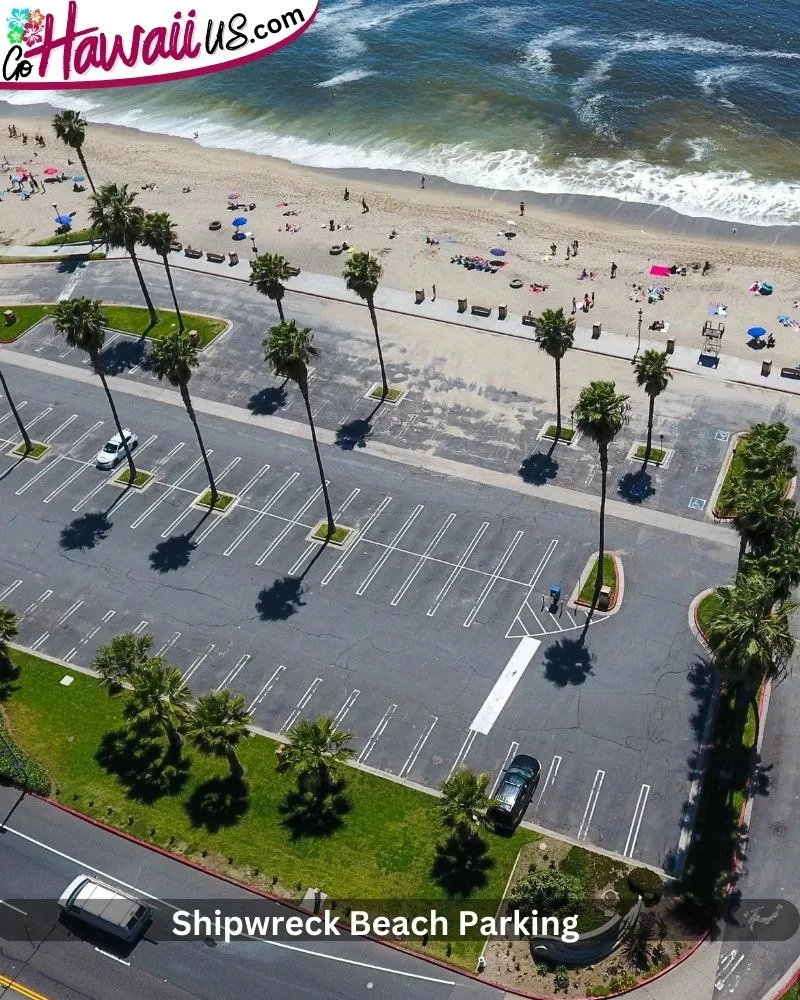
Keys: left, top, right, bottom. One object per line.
{"left": 586, "top": 988, "right": 612, "bottom": 998}
{"left": 627, "top": 867, "right": 663, "bottom": 904}
{"left": 0, "top": 722, "right": 50, "bottom": 795}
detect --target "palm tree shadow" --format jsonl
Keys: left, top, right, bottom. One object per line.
{"left": 278, "top": 781, "right": 351, "bottom": 840}
{"left": 95, "top": 727, "right": 190, "bottom": 804}
{"left": 148, "top": 512, "right": 211, "bottom": 572}
{"left": 102, "top": 338, "right": 150, "bottom": 376}
{"left": 617, "top": 470, "right": 655, "bottom": 504}
{"left": 59, "top": 511, "right": 113, "bottom": 551}
{"left": 430, "top": 831, "right": 494, "bottom": 896}
{"left": 335, "top": 398, "right": 385, "bottom": 451}
{"left": 542, "top": 636, "right": 595, "bottom": 686}
{"left": 185, "top": 775, "right": 250, "bottom": 832}
{"left": 255, "top": 545, "right": 326, "bottom": 620}
{"left": 0, "top": 655, "right": 21, "bottom": 702}
{"left": 248, "top": 383, "right": 287, "bottom": 415}
{"left": 0, "top": 455, "right": 26, "bottom": 485}
{"left": 519, "top": 451, "right": 559, "bottom": 485}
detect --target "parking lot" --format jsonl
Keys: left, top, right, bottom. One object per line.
{"left": 0, "top": 368, "right": 736, "bottom": 870}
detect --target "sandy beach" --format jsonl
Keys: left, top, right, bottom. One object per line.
{"left": 1, "top": 109, "right": 799, "bottom": 369}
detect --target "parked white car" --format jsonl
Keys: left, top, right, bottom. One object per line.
{"left": 95, "top": 429, "right": 138, "bottom": 469}
{"left": 58, "top": 875, "right": 152, "bottom": 941}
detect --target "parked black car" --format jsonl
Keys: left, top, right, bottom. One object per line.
{"left": 488, "top": 754, "right": 541, "bottom": 831}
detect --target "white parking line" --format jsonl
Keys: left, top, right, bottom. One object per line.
{"left": 320, "top": 497, "right": 393, "bottom": 588}
{"left": 447, "top": 729, "right": 478, "bottom": 779}
{"left": 288, "top": 488, "right": 361, "bottom": 576}
{"left": 57, "top": 600, "right": 83, "bottom": 626}
{"left": 0, "top": 579, "right": 22, "bottom": 601}
{"left": 355, "top": 505, "right": 423, "bottom": 596}
{"left": 623, "top": 784, "right": 651, "bottom": 859}
{"left": 15, "top": 419, "right": 100, "bottom": 496}
{"left": 72, "top": 434, "right": 158, "bottom": 512}
{"left": 0, "top": 899, "right": 27, "bottom": 915}
{"left": 44, "top": 414, "right": 79, "bottom": 442}
{"left": 215, "top": 654, "right": 252, "bottom": 693}
{"left": 577, "top": 769, "right": 605, "bottom": 841}
{"left": 225, "top": 472, "right": 298, "bottom": 558}
{"left": 357, "top": 703, "right": 397, "bottom": 764}
{"left": 156, "top": 631, "right": 182, "bottom": 657}
{"left": 31, "top": 632, "right": 49, "bottom": 651}
{"left": 160, "top": 455, "right": 237, "bottom": 538}
{"left": 182, "top": 643, "right": 217, "bottom": 683}
{"left": 58, "top": 267, "right": 86, "bottom": 301}
{"left": 132, "top": 620, "right": 149, "bottom": 634}
{"left": 20, "top": 589, "right": 53, "bottom": 621}
{"left": 195, "top": 463, "right": 271, "bottom": 546}
{"left": 506, "top": 539, "right": 560, "bottom": 639}
{"left": 491, "top": 741, "right": 520, "bottom": 796}
{"left": 280, "top": 677, "right": 323, "bottom": 734}
{"left": 82, "top": 333, "right": 121, "bottom": 363}
{"left": 427, "top": 522, "right": 489, "bottom": 617}
{"left": 131, "top": 455, "right": 207, "bottom": 529}
{"left": 390, "top": 515, "right": 455, "bottom": 605}
{"left": 0, "top": 400, "right": 26, "bottom": 423}
{"left": 470, "top": 637, "right": 541, "bottom": 735}
{"left": 34, "top": 329, "right": 60, "bottom": 352}
{"left": 333, "top": 689, "right": 360, "bottom": 732}
{"left": 533, "top": 755, "right": 562, "bottom": 816}
{"left": 255, "top": 483, "right": 326, "bottom": 567}
{"left": 399, "top": 716, "right": 438, "bottom": 778}
{"left": 40, "top": 419, "right": 106, "bottom": 501}
{"left": 94, "top": 948, "right": 130, "bottom": 966}
{"left": 247, "top": 665, "right": 285, "bottom": 713}
{"left": 464, "top": 530, "right": 524, "bottom": 628}
{"left": 18, "top": 405, "right": 51, "bottom": 431}
{"left": 64, "top": 609, "right": 115, "bottom": 662}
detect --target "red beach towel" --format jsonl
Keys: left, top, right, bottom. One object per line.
{"left": 650, "top": 265, "right": 671, "bottom": 276}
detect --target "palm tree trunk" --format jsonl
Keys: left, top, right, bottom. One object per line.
{"left": 554, "top": 357, "right": 562, "bottom": 439}
{"left": 226, "top": 749, "right": 244, "bottom": 780}
{"left": 645, "top": 394, "right": 655, "bottom": 464}
{"left": 165, "top": 722, "right": 183, "bottom": 752}
{"left": 180, "top": 383, "right": 217, "bottom": 502}
{"left": 300, "top": 381, "right": 335, "bottom": 536}
{"left": 76, "top": 144, "right": 95, "bottom": 194}
{"left": 595, "top": 444, "right": 608, "bottom": 598}
{"left": 368, "top": 298, "right": 389, "bottom": 396}
{"left": 162, "top": 255, "right": 184, "bottom": 333}
{"left": 276, "top": 295, "right": 285, "bottom": 325}
{"left": 737, "top": 533, "right": 747, "bottom": 576}
{"left": 128, "top": 246, "right": 158, "bottom": 326}
{"left": 94, "top": 354, "right": 136, "bottom": 481}
{"left": 0, "top": 364, "right": 32, "bottom": 453}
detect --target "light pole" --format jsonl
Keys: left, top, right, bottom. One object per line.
{"left": 636, "top": 307, "right": 643, "bottom": 358}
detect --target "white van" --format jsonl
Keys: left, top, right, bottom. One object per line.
{"left": 58, "top": 875, "right": 152, "bottom": 942}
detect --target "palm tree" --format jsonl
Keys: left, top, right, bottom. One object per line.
{"left": 251, "top": 252, "right": 292, "bottom": 324}
{"left": 141, "top": 212, "right": 184, "bottom": 332}
{"left": 535, "top": 307, "right": 575, "bottom": 442}
{"left": 743, "top": 514, "right": 800, "bottom": 600}
{"left": 281, "top": 715, "right": 353, "bottom": 795}
{"left": 0, "top": 363, "right": 32, "bottom": 454}
{"left": 124, "top": 657, "right": 190, "bottom": 751}
{"left": 89, "top": 183, "right": 157, "bottom": 325}
{"left": 344, "top": 252, "right": 389, "bottom": 397}
{"left": 52, "top": 110, "right": 95, "bottom": 193}
{"left": 264, "top": 321, "right": 334, "bottom": 536}
{"left": 707, "top": 573, "right": 797, "bottom": 690}
{"left": 632, "top": 349, "right": 672, "bottom": 464}
{"left": 573, "top": 381, "right": 631, "bottom": 597}
{"left": 728, "top": 478, "right": 794, "bottom": 573}
{"left": 150, "top": 328, "right": 218, "bottom": 503}
{"left": 186, "top": 690, "right": 251, "bottom": 779}
{"left": 52, "top": 298, "right": 137, "bottom": 482}
{"left": 742, "top": 423, "right": 795, "bottom": 483}
{"left": 91, "top": 631, "right": 154, "bottom": 696}
{"left": 0, "top": 604, "right": 19, "bottom": 653}
{"left": 438, "top": 767, "right": 496, "bottom": 838}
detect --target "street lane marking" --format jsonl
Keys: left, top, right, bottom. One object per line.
{"left": 333, "top": 689, "right": 360, "bottom": 732}
{"left": 470, "top": 637, "right": 541, "bottom": 735}
{"left": 195, "top": 462, "right": 271, "bottom": 546}
{"left": 71, "top": 434, "right": 158, "bottom": 511}
{"left": 288, "top": 488, "right": 361, "bottom": 576}
{"left": 248, "top": 665, "right": 285, "bottom": 713}
{"left": 255, "top": 482, "right": 326, "bottom": 566}
{"left": 225, "top": 472, "right": 298, "bottom": 558}
{"left": 58, "top": 266, "right": 86, "bottom": 301}
{"left": 20, "top": 590, "right": 53, "bottom": 621}
{"left": 160, "top": 454, "right": 237, "bottom": 538}
{"left": 215, "top": 654, "right": 252, "bottom": 693}
{"left": 14, "top": 419, "right": 99, "bottom": 496}
{"left": 491, "top": 741, "right": 520, "bottom": 796}
{"left": 0, "top": 972, "right": 48, "bottom": 1000}
{"left": 93, "top": 948, "right": 130, "bottom": 966}
{"left": 427, "top": 522, "right": 489, "bottom": 616}
{"left": 320, "top": 496, "right": 393, "bottom": 588}
{"left": 0, "top": 899, "right": 27, "bottom": 915}
{"left": 447, "top": 729, "right": 478, "bottom": 779}
{"left": 623, "top": 783, "right": 651, "bottom": 859}
{"left": 577, "top": 769, "right": 605, "bottom": 841}
{"left": 505, "top": 539, "right": 560, "bottom": 639}
{"left": 355, "top": 504, "right": 423, "bottom": 596}
{"left": 131, "top": 455, "right": 207, "bottom": 529}
{"left": 281, "top": 677, "right": 323, "bottom": 734}
{"left": 30, "top": 633, "right": 49, "bottom": 651}
{"left": 1, "top": 825, "right": 456, "bottom": 986}
{"left": 390, "top": 514, "right": 455, "bottom": 606}
{"left": 156, "top": 631, "right": 181, "bottom": 657}
{"left": 357, "top": 703, "right": 397, "bottom": 764}
{"left": 56, "top": 600, "right": 83, "bottom": 626}
{"left": 0, "top": 580, "right": 22, "bottom": 601}
{"left": 183, "top": 643, "right": 216, "bottom": 683}
{"left": 533, "top": 754, "right": 562, "bottom": 816}
{"left": 464, "top": 530, "right": 524, "bottom": 627}
{"left": 399, "top": 716, "right": 438, "bottom": 778}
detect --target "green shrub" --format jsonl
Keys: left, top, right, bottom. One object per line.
{"left": 509, "top": 868, "right": 582, "bottom": 918}
{"left": 627, "top": 867, "right": 663, "bottom": 904}
{"left": 586, "top": 988, "right": 612, "bottom": 998}
{"left": 0, "top": 722, "right": 50, "bottom": 795}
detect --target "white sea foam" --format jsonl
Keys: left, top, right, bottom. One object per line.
{"left": 315, "top": 69, "right": 377, "bottom": 88}
{"left": 684, "top": 137, "right": 715, "bottom": 163}
{"left": 520, "top": 26, "right": 584, "bottom": 77}
{"left": 694, "top": 64, "right": 751, "bottom": 97}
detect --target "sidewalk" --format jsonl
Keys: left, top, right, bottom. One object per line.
{"left": 4, "top": 242, "right": 800, "bottom": 401}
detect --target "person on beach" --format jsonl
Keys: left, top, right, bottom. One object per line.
{"left": 432, "top": 283, "right": 436, "bottom": 301}
{"left": 361, "top": 198, "right": 369, "bottom": 213}
{"left": 583, "top": 293, "right": 590, "bottom": 312}
{"left": 566, "top": 246, "right": 571, "bottom": 260}
{"left": 571, "top": 296, "right": 577, "bottom": 314}
{"left": 702, "top": 260, "right": 710, "bottom": 275}
{"left": 550, "top": 243, "right": 557, "bottom": 256}
{"left": 420, "top": 176, "right": 425, "bottom": 189}
{"left": 344, "top": 187, "right": 350, "bottom": 201}
{"left": 591, "top": 291, "right": 595, "bottom": 307}
{"left": 572, "top": 239, "right": 579, "bottom": 255}
{"left": 610, "top": 261, "right": 617, "bottom": 279}
{"left": 519, "top": 201, "right": 525, "bottom": 216}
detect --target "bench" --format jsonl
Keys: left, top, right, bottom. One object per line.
{"left": 170, "top": 240, "right": 182, "bottom": 253}
{"left": 206, "top": 252, "right": 226, "bottom": 263}
{"left": 521, "top": 314, "right": 537, "bottom": 327}
{"left": 781, "top": 367, "right": 800, "bottom": 380}
{"left": 184, "top": 248, "right": 203, "bottom": 259}
{"left": 286, "top": 265, "right": 301, "bottom": 277}
{"left": 471, "top": 305, "right": 491, "bottom": 318}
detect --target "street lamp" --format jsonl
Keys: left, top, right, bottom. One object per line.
{"left": 636, "top": 307, "right": 643, "bottom": 358}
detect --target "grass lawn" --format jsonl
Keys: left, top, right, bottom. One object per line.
{"left": 0, "top": 304, "right": 54, "bottom": 342}
{"left": 33, "top": 227, "right": 100, "bottom": 247}
{"left": 696, "top": 591, "right": 723, "bottom": 642}
{"left": 578, "top": 554, "right": 617, "bottom": 606}
{"left": 782, "top": 983, "right": 799, "bottom": 1000}
{"left": 102, "top": 306, "right": 226, "bottom": 348}
{"left": 115, "top": 469, "right": 154, "bottom": 489}
{"left": 1, "top": 650, "right": 537, "bottom": 969}
{"left": 634, "top": 444, "right": 666, "bottom": 464}
{"left": 197, "top": 489, "right": 236, "bottom": 510}
{"left": 11, "top": 441, "right": 49, "bottom": 459}
{"left": 312, "top": 523, "right": 352, "bottom": 545}
{"left": 543, "top": 424, "right": 575, "bottom": 442}
{"left": 368, "top": 385, "right": 404, "bottom": 403}
{"left": 0, "top": 253, "right": 106, "bottom": 263}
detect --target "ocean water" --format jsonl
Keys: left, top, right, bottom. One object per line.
{"left": 5, "top": 0, "right": 800, "bottom": 225}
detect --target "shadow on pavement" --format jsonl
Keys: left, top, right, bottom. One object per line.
{"left": 519, "top": 451, "right": 559, "bottom": 485}
{"left": 256, "top": 575, "right": 306, "bottom": 620}
{"left": 542, "top": 635, "right": 595, "bottom": 686}
{"left": 103, "top": 338, "right": 150, "bottom": 377}
{"left": 248, "top": 384, "right": 287, "bottom": 416}
{"left": 59, "top": 511, "right": 112, "bottom": 550}
{"left": 617, "top": 470, "right": 655, "bottom": 504}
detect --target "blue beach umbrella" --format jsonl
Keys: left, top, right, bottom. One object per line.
{"left": 72, "top": 175, "right": 85, "bottom": 182}
{"left": 55, "top": 214, "right": 72, "bottom": 225}
{"left": 747, "top": 326, "right": 767, "bottom": 339}
{"left": 232, "top": 216, "right": 248, "bottom": 228}
{"left": 490, "top": 247, "right": 506, "bottom": 256}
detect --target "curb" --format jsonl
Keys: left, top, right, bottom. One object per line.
{"left": 571, "top": 551, "right": 624, "bottom": 614}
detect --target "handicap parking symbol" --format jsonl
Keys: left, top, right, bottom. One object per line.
{"left": 689, "top": 497, "right": 707, "bottom": 511}
{"left": 715, "top": 430, "right": 730, "bottom": 442}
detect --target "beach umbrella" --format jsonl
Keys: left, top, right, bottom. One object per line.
{"left": 232, "top": 216, "right": 248, "bottom": 228}
{"left": 505, "top": 220, "right": 517, "bottom": 227}
{"left": 228, "top": 191, "right": 240, "bottom": 201}
{"left": 13, "top": 173, "right": 25, "bottom": 183}
{"left": 747, "top": 326, "right": 767, "bottom": 339}
{"left": 72, "top": 175, "right": 85, "bottom": 182}
{"left": 44, "top": 167, "right": 59, "bottom": 176}
{"left": 490, "top": 247, "right": 506, "bottom": 256}
{"left": 55, "top": 214, "right": 72, "bottom": 225}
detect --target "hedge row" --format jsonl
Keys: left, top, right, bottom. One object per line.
{"left": 0, "top": 719, "right": 51, "bottom": 795}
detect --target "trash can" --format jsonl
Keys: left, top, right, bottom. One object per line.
{"left": 457, "top": 297, "right": 468, "bottom": 313}
{"left": 498, "top": 303, "right": 507, "bottom": 320}
{"left": 4, "top": 309, "right": 16, "bottom": 326}
{"left": 666, "top": 337, "right": 675, "bottom": 354}
{"left": 188, "top": 329, "right": 199, "bottom": 346}
{"left": 761, "top": 358, "right": 772, "bottom": 377}
{"left": 415, "top": 288, "right": 425, "bottom": 305}
{"left": 228, "top": 251, "right": 238, "bottom": 266}
{"left": 591, "top": 323, "right": 601, "bottom": 339}
{"left": 597, "top": 585, "right": 612, "bottom": 612}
